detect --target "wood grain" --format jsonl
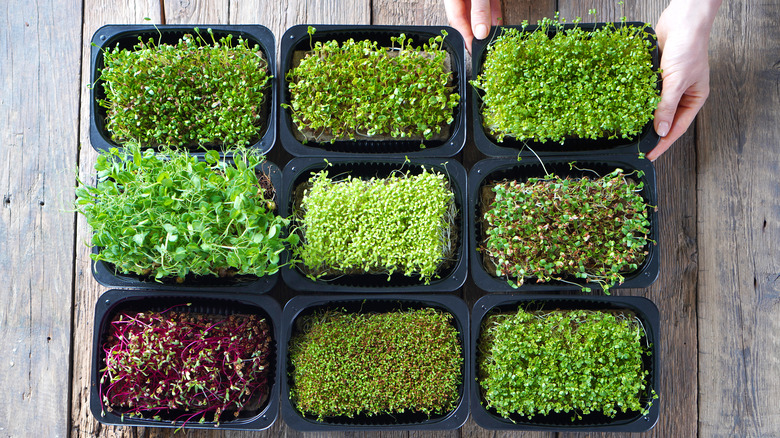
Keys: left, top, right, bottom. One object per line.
{"left": 0, "top": 0, "right": 81, "bottom": 437}
{"left": 372, "top": 0, "right": 447, "bottom": 26}
{"left": 697, "top": 1, "right": 780, "bottom": 436}
{"left": 163, "top": 0, "right": 225, "bottom": 23}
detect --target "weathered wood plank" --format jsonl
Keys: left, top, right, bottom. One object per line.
{"left": 499, "top": 0, "right": 554, "bottom": 26}
{"left": 372, "top": 0, "right": 447, "bottom": 25}
{"left": 697, "top": 0, "right": 780, "bottom": 436}
{"left": 554, "top": 1, "right": 700, "bottom": 437}
{"left": 164, "top": 0, "right": 226, "bottom": 23}
{"left": 70, "top": 2, "right": 163, "bottom": 437}
{"left": 0, "top": 0, "right": 81, "bottom": 437}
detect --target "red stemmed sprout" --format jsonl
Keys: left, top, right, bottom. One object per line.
{"left": 99, "top": 305, "right": 273, "bottom": 427}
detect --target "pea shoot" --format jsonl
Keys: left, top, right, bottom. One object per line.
{"left": 76, "top": 144, "right": 295, "bottom": 282}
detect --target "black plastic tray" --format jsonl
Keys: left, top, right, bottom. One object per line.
{"left": 281, "top": 294, "right": 470, "bottom": 431}
{"left": 90, "top": 289, "right": 281, "bottom": 430}
{"left": 89, "top": 24, "right": 276, "bottom": 157}
{"left": 471, "top": 294, "right": 660, "bottom": 432}
{"left": 280, "top": 157, "right": 468, "bottom": 292}
{"left": 279, "top": 25, "right": 466, "bottom": 157}
{"left": 468, "top": 156, "right": 659, "bottom": 292}
{"left": 471, "top": 22, "right": 660, "bottom": 158}
{"left": 91, "top": 159, "right": 283, "bottom": 293}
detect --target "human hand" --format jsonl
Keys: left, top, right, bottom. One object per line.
{"left": 443, "top": 0, "right": 502, "bottom": 53}
{"left": 647, "top": 0, "right": 722, "bottom": 161}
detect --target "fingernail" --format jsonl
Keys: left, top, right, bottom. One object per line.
{"left": 657, "top": 122, "right": 669, "bottom": 137}
{"left": 475, "top": 24, "right": 489, "bottom": 40}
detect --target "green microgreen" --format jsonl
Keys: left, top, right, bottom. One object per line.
{"left": 75, "top": 144, "right": 296, "bottom": 281}
{"left": 98, "top": 28, "right": 272, "bottom": 148}
{"left": 283, "top": 28, "right": 459, "bottom": 144}
{"left": 471, "top": 14, "right": 659, "bottom": 143}
{"left": 478, "top": 307, "right": 655, "bottom": 420}
{"left": 481, "top": 167, "right": 651, "bottom": 292}
{"left": 100, "top": 308, "right": 273, "bottom": 426}
{"left": 293, "top": 166, "right": 456, "bottom": 284}
{"left": 289, "top": 308, "right": 462, "bottom": 419}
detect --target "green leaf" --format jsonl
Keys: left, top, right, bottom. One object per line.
{"left": 74, "top": 143, "right": 289, "bottom": 281}
{"left": 205, "top": 150, "right": 220, "bottom": 164}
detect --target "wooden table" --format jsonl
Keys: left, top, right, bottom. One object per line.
{"left": 1, "top": 0, "right": 777, "bottom": 436}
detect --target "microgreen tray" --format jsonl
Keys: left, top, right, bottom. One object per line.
{"left": 471, "top": 294, "right": 660, "bottom": 432}
{"left": 471, "top": 22, "right": 661, "bottom": 158}
{"left": 90, "top": 159, "right": 283, "bottom": 293}
{"left": 89, "top": 24, "right": 276, "bottom": 157}
{"left": 279, "top": 25, "right": 466, "bottom": 157}
{"left": 281, "top": 294, "right": 470, "bottom": 431}
{"left": 90, "top": 289, "right": 281, "bottom": 430}
{"left": 280, "top": 157, "right": 468, "bottom": 292}
{"left": 468, "top": 156, "right": 659, "bottom": 292}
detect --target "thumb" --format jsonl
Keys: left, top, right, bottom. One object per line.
{"left": 471, "top": 0, "right": 493, "bottom": 40}
{"left": 653, "top": 75, "right": 685, "bottom": 138}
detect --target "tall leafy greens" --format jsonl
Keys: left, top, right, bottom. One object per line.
{"left": 76, "top": 144, "right": 295, "bottom": 281}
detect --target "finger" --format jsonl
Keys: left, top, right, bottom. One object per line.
{"left": 471, "top": 0, "right": 493, "bottom": 40}
{"left": 444, "top": 0, "right": 475, "bottom": 53}
{"left": 647, "top": 118, "right": 687, "bottom": 161}
{"left": 647, "top": 93, "right": 706, "bottom": 161}
{"left": 646, "top": 135, "right": 672, "bottom": 161}
{"left": 653, "top": 74, "right": 686, "bottom": 139}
